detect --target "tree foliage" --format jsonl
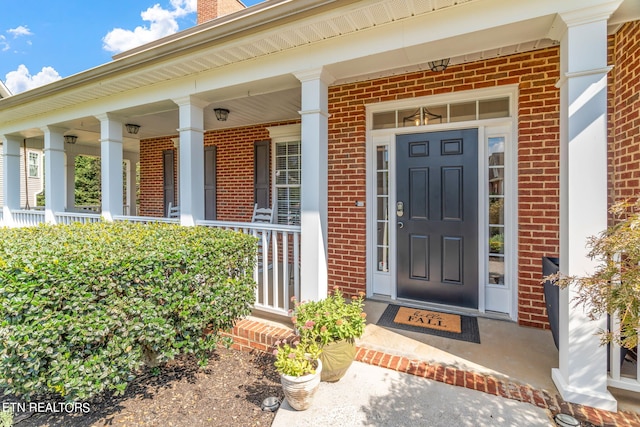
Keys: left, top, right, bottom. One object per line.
{"left": 553, "top": 199, "right": 640, "bottom": 350}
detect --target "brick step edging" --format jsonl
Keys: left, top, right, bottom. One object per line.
{"left": 226, "top": 318, "right": 640, "bottom": 427}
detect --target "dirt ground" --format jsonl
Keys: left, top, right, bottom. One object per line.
{"left": 9, "top": 347, "right": 283, "bottom": 427}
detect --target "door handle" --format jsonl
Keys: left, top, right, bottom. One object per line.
{"left": 396, "top": 201, "right": 404, "bottom": 217}
{"left": 397, "top": 221, "right": 404, "bottom": 229}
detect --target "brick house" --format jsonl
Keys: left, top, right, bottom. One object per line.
{"left": 1, "top": 0, "right": 639, "bottom": 411}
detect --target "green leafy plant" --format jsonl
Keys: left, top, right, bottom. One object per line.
{"left": 550, "top": 198, "right": 640, "bottom": 351}
{"left": 489, "top": 233, "right": 504, "bottom": 253}
{"left": 0, "top": 221, "right": 256, "bottom": 401}
{"left": 0, "top": 408, "right": 12, "bottom": 427}
{"left": 273, "top": 336, "right": 321, "bottom": 377}
{"left": 290, "top": 287, "right": 366, "bottom": 346}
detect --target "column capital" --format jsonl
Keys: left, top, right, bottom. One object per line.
{"left": 559, "top": 1, "right": 623, "bottom": 27}
{"left": 294, "top": 67, "right": 335, "bottom": 85}
{"left": 172, "top": 95, "right": 210, "bottom": 109}
{"left": 94, "top": 112, "right": 124, "bottom": 123}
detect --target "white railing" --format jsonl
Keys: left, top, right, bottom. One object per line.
{"left": 12, "top": 210, "right": 46, "bottom": 227}
{"left": 73, "top": 205, "right": 101, "bottom": 213}
{"left": 197, "top": 219, "right": 301, "bottom": 316}
{"left": 55, "top": 212, "right": 103, "bottom": 225}
{"left": 608, "top": 314, "right": 640, "bottom": 392}
{"left": 112, "top": 215, "right": 180, "bottom": 224}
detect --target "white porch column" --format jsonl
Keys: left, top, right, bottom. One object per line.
{"left": 96, "top": 114, "right": 124, "bottom": 221}
{"left": 173, "top": 96, "right": 206, "bottom": 226}
{"left": 65, "top": 152, "right": 76, "bottom": 211}
{"left": 552, "top": 3, "right": 621, "bottom": 412}
{"left": 42, "top": 126, "right": 66, "bottom": 224}
{"left": 2, "top": 135, "right": 21, "bottom": 226}
{"left": 295, "top": 68, "right": 334, "bottom": 301}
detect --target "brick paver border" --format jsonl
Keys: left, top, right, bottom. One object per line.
{"left": 224, "top": 318, "right": 640, "bottom": 427}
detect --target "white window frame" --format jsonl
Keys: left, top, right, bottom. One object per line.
{"left": 365, "top": 85, "right": 518, "bottom": 320}
{"left": 267, "top": 124, "right": 302, "bottom": 225}
{"left": 27, "top": 151, "right": 40, "bottom": 179}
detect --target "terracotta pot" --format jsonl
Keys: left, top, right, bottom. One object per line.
{"left": 319, "top": 339, "right": 356, "bottom": 382}
{"left": 280, "top": 359, "right": 322, "bottom": 411}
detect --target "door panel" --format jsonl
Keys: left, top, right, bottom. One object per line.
{"left": 162, "top": 149, "right": 175, "bottom": 216}
{"left": 396, "top": 129, "right": 478, "bottom": 308}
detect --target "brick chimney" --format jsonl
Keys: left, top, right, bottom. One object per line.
{"left": 197, "top": 0, "right": 246, "bottom": 24}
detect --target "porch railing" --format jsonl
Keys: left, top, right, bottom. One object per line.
{"left": 55, "top": 212, "right": 103, "bottom": 225}
{"left": 112, "top": 215, "right": 179, "bottom": 224}
{"left": 608, "top": 315, "right": 640, "bottom": 392}
{"left": 197, "top": 219, "right": 301, "bottom": 317}
{"left": 12, "top": 210, "right": 46, "bottom": 227}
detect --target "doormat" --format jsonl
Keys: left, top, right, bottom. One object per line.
{"left": 376, "top": 304, "right": 480, "bottom": 344}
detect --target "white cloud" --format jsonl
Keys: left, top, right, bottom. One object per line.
{"left": 0, "top": 35, "right": 8, "bottom": 52}
{"left": 4, "top": 64, "right": 61, "bottom": 94}
{"left": 8, "top": 25, "right": 32, "bottom": 38}
{"left": 102, "top": 0, "right": 197, "bottom": 54}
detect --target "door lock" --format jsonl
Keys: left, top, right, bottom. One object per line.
{"left": 397, "top": 221, "right": 404, "bottom": 229}
{"left": 396, "top": 201, "right": 404, "bottom": 217}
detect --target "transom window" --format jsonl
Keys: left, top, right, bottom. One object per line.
{"left": 372, "top": 97, "right": 510, "bottom": 130}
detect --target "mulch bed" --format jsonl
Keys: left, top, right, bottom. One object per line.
{"left": 7, "top": 347, "right": 283, "bottom": 427}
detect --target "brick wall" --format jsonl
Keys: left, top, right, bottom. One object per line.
{"left": 139, "top": 137, "right": 177, "bottom": 217}
{"left": 328, "top": 48, "right": 562, "bottom": 327}
{"left": 135, "top": 40, "right": 640, "bottom": 328}
{"left": 610, "top": 21, "right": 640, "bottom": 206}
{"left": 197, "top": 0, "right": 245, "bottom": 25}
{"left": 138, "top": 121, "right": 298, "bottom": 220}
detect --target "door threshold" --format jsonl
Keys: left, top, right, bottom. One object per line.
{"left": 367, "top": 295, "right": 514, "bottom": 322}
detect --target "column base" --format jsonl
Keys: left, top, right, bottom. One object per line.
{"left": 552, "top": 367, "right": 617, "bottom": 412}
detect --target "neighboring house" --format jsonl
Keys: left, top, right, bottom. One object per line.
{"left": 0, "top": 81, "right": 44, "bottom": 209}
{"left": 1, "top": 0, "right": 639, "bottom": 412}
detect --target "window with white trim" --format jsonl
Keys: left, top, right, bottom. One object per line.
{"left": 275, "top": 140, "right": 301, "bottom": 225}
{"left": 28, "top": 152, "right": 40, "bottom": 178}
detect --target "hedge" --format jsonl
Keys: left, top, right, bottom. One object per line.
{"left": 0, "top": 221, "right": 256, "bottom": 401}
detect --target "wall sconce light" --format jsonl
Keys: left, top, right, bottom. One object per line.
{"left": 428, "top": 58, "right": 450, "bottom": 72}
{"left": 125, "top": 123, "right": 141, "bottom": 134}
{"left": 214, "top": 108, "right": 230, "bottom": 121}
{"left": 64, "top": 135, "right": 78, "bottom": 144}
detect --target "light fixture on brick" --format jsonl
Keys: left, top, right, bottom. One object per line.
{"left": 64, "top": 135, "right": 77, "bottom": 144}
{"left": 214, "top": 108, "right": 230, "bottom": 121}
{"left": 428, "top": 58, "right": 450, "bottom": 72}
{"left": 125, "top": 123, "right": 141, "bottom": 134}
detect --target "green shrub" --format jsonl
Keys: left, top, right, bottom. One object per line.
{"left": 0, "top": 222, "right": 256, "bottom": 401}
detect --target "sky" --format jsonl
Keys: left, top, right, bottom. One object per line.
{"left": 1, "top": 0, "right": 264, "bottom": 94}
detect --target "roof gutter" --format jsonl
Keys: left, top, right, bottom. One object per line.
{"left": 0, "top": 0, "right": 342, "bottom": 109}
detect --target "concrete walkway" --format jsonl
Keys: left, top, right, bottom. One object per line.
{"left": 271, "top": 361, "right": 554, "bottom": 427}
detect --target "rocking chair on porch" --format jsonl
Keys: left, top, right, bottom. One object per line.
{"left": 252, "top": 203, "right": 274, "bottom": 272}
{"left": 167, "top": 202, "right": 180, "bottom": 219}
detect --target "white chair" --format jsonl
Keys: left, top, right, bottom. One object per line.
{"left": 252, "top": 203, "right": 274, "bottom": 272}
{"left": 251, "top": 203, "right": 274, "bottom": 224}
{"left": 167, "top": 202, "right": 180, "bottom": 219}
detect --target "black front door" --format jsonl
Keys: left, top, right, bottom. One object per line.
{"left": 396, "top": 129, "right": 478, "bottom": 308}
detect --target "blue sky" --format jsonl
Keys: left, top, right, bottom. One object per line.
{"left": 1, "top": 0, "right": 263, "bottom": 94}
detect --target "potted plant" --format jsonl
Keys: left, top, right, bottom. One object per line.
{"left": 290, "top": 287, "right": 366, "bottom": 382}
{"left": 273, "top": 337, "right": 322, "bottom": 411}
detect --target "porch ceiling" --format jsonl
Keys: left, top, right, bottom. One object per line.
{"left": 1, "top": 0, "right": 638, "bottom": 141}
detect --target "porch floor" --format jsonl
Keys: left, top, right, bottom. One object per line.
{"left": 251, "top": 299, "right": 640, "bottom": 418}
{"left": 362, "top": 300, "right": 640, "bottom": 415}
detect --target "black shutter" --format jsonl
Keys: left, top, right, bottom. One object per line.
{"left": 254, "top": 140, "right": 269, "bottom": 209}
{"left": 162, "top": 149, "right": 175, "bottom": 216}
{"left": 204, "top": 146, "right": 217, "bottom": 220}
